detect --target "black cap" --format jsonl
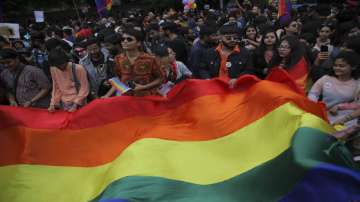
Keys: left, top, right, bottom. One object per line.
{"left": 81, "top": 37, "right": 100, "bottom": 47}
{"left": 199, "top": 26, "right": 217, "bottom": 37}
{"left": 161, "top": 21, "right": 178, "bottom": 33}
{"left": 219, "top": 23, "right": 240, "bottom": 35}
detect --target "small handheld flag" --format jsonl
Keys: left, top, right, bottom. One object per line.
{"left": 109, "top": 77, "right": 131, "bottom": 96}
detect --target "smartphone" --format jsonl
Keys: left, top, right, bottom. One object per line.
{"left": 320, "top": 45, "right": 328, "bottom": 52}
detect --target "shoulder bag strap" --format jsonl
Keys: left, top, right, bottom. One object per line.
{"left": 71, "top": 62, "right": 80, "bottom": 94}
{"left": 13, "top": 65, "right": 25, "bottom": 102}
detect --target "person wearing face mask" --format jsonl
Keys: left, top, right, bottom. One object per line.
{"left": 0, "top": 48, "right": 51, "bottom": 108}
{"left": 48, "top": 48, "right": 89, "bottom": 112}
{"left": 206, "top": 23, "right": 254, "bottom": 85}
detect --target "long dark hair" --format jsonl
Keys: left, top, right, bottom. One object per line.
{"left": 257, "top": 29, "right": 279, "bottom": 55}
{"left": 317, "top": 22, "right": 336, "bottom": 43}
{"left": 253, "top": 29, "right": 279, "bottom": 72}
{"left": 243, "top": 24, "right": 258, "bottom": 40}
{"left": 48, "top": 47, "right": 69, "bottom": 67}
{"left": 272, "top": 35, "right": 306, "bottom": 69}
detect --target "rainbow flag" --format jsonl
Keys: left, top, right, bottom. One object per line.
{"left": 0, "top": 70, "right": 359, "bottom": 202}
{"left": 109, "top": 77, "right": 131, "bottom": 95}
{"left": 270, "top": 57, "right": 309, "bottom": 94}
{"left": 278, "top": 0, "right": 292, "bottom": 24}
{"left": 95, "top": 0, "right": 112, "bottom": 17}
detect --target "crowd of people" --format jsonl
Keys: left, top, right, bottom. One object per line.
{"left": 1, "top": 1, "right": 360, "bottom": 159}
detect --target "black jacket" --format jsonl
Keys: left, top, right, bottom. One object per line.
{"left": 207, "top": 47, "right": 254, "bottom": 79}
{"left": 188, "top": 40, "right": 213, "bottom": 78}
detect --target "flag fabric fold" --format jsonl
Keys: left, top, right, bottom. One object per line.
{"left": 0, "top": 70, "right": 359, "bottom": 202}
{"left": 278, "top": 0, "right": 292, "bottom": 25}
{"left": 95, "top": 0, "right": 112, "bottom": 17}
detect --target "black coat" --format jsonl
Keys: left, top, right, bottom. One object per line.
{"left": 207, "top": 47, "right": 255, "bottom": 79}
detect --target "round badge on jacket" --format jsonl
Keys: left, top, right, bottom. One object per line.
{"left": 226, "top": 62, "right": 232, "bottom": 68}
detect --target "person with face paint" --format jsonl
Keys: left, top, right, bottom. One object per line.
{"left": 206, "top": 23, "right": 254, "bottom": 86}
{"left": 0, "top": 48, "right": 51, "bottom": 108}
{"left": 48, "top": 48, "right": 89, "bottom": 112}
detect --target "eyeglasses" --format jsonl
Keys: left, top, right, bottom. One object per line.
{"left": 121, "top": 37, "right": 135, "bottom": 42}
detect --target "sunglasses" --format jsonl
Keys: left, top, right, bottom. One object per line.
{"left": 121, "top": 37, "right": 135, "bottom": 42}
